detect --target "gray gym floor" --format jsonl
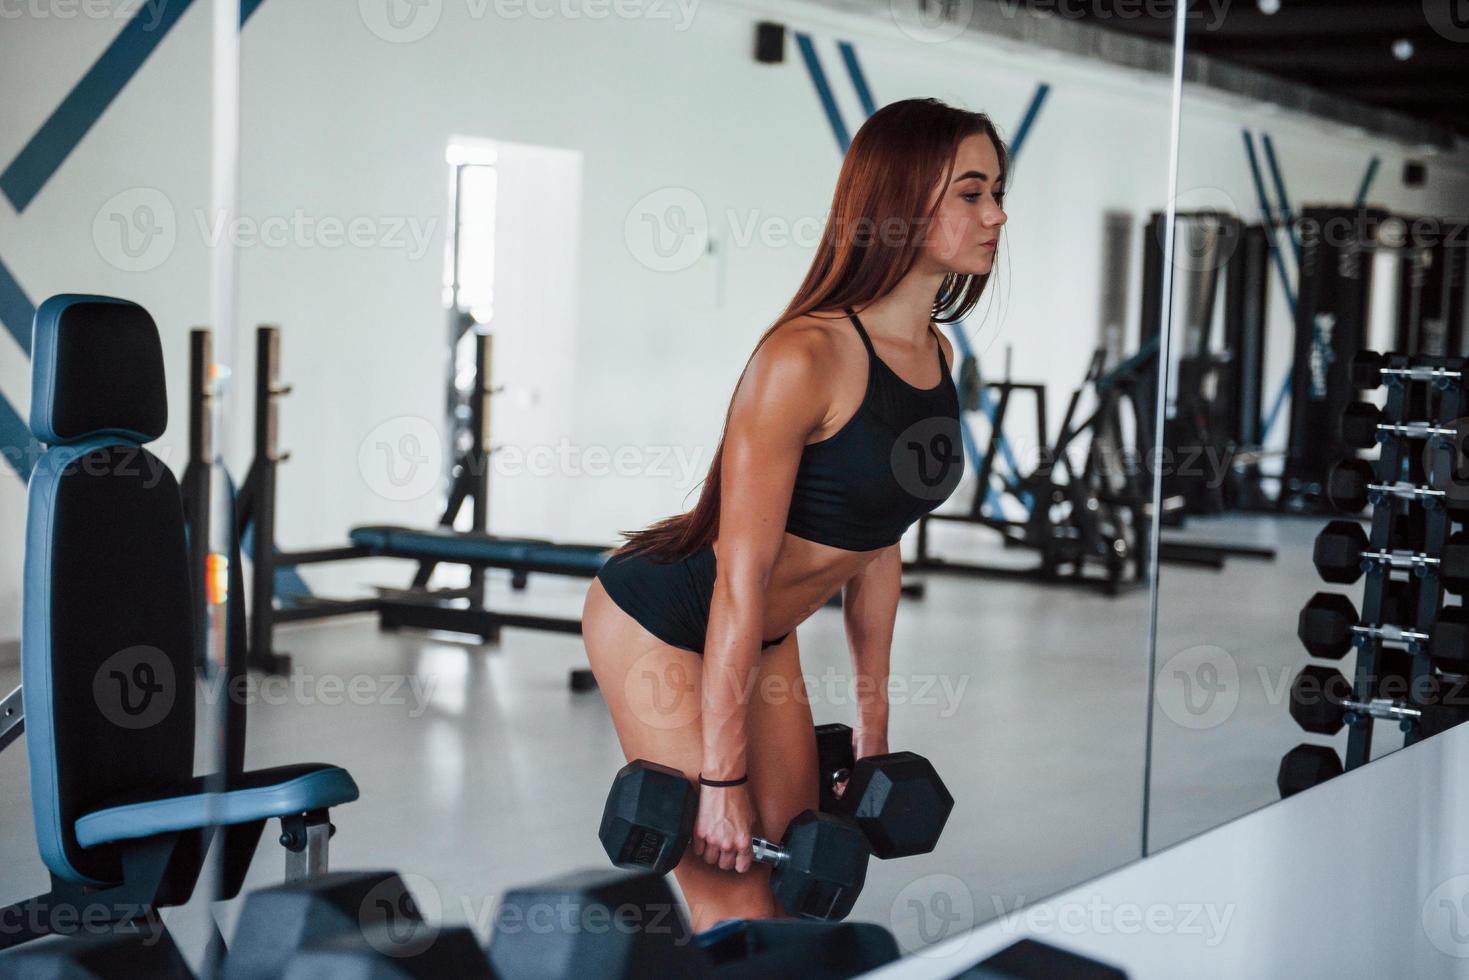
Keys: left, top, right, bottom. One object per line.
{"left": 0, "top": 512, "right": 1357, "bottom": 957}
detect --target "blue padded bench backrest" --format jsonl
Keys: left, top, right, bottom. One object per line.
{"left": 24, "top": 295, "right": 194, "bottom": 886}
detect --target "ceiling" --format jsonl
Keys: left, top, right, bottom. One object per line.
{"left": 987, "top": 0, "right": 1468, "bottom": 142}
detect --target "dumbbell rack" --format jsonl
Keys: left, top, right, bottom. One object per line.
{"left": 1313, "top": 352, "right": 1465, "bottom": 772}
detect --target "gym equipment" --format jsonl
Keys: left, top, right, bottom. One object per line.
{"left": 1339, "top": 401, "right": 1461, "bottom": 449}
{"left": 1289, "top": 665, "right": 1469, "bottom": 738}
{"left": 815, "top": 723, "right": 853, "bottom": 813}
{"left": 697, "top": 918, "right": 899, "bottom": 978}
{"left": 1, "top": 683, "right": 22, "bottom": 754}
{"left": 598, "top": 760, "right": 870, "bottom": 921}
{"left": 488, "top": 866, "right": 901, "bottom": 980}
{"left": 1278, "top": 206, "right": 1387, "bottom": 513}
{"left": 1296, "top": 591, "right": 1469, "bottom": 666}
{"left": 1139, "top": 212, "right": 1273, "bottom": 516}
{"left": 906, "top": 355, "right": 1150, "bottom": 595}
{"left": 0, "top": 920, "right": 194, "bottom": 978}
{"left": 955, "top": 937, "right": 1128, "bottom": 979}
{"left": 1311, "top": 520, "right": 1469, "bottom": 592}
{"left": 1330, "top": 349, "right": 1469, "bottom": 773}
{"left": 1140, "top": 209, "right": 1344, "bottom": 515}
{"left": 0, "top": 297, "right": 359, "bottom": 953}
{"left": 224, "top": 870, "right": 492, "bottom": 979}
{"left": 277, "top": 924, "right": 491, "bottom": 979}
{"left": 226, "top": 325, "right": 611, "bottom": 684}
{"left": 488, "top": 867, "right": 705, "bottom": 979}
{"left": 910, "top": 321, "right": 1277, "bottom": 595}
{"left": 1277, "top": 744, "right": 1344, "bottom": 799}
{"left": 812, "top": 723, "right": 953, "bottom": 858}
{"left": 1352, "top": 350, "right": 1468, "bottom": 390}
{"left": 1327, "top": 458, "right": 1469, "bottom": 515}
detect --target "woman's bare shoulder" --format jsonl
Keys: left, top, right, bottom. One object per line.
{"left": 759, "top": 311, "right": 853, "bottom": 367}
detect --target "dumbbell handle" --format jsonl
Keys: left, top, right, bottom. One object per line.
{"left": 1379, "top": 365, "right": 1465, "bottom": 385}
{"left": 1342, "top": 696, "right": 1422, "bottom": 724}
{"left": 1360, "top": 549, "right": 1440, "bottom": 573}
{"left": 1350, "top": 623, "right": 1430, "bottom": 647}
{"left": 1373, "top": 420, "right": 1458, "bottom": 441}
{"left": 750, "top": 837, "right": 787, "bottom": 867}
{"left": 1363, "top": 480, "right": 1448, "bottom": 507}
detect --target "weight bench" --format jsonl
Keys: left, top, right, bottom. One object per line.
{"left": 345, "top": 525, "right": 610, "bottom": 642}
{"left": 0, "top": 296, "right": 359, "bottom": 954}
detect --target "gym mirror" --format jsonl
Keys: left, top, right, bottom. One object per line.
{"left": 1145, "top": 2, "right": 1469, "bottom": 853}
{"left": 224, "top": 0, "right": 1191, "bottom": 951}
{"left": 0, "top": 0, "right": 1188, "bottom": 963}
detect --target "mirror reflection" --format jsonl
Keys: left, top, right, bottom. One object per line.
{"left": 1147, "top": 3, "right": 1469, "bottom": 851}
{"left": 1, "top": 0, "right": 1190, "bottom": 972}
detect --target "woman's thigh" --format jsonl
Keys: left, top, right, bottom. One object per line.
{"left": 581, "top": 582, "right": 817, "bottom": 928}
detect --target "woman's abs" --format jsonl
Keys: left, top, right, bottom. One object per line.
{"left": 595, "top": 535, "right": 876, "bottom": 655}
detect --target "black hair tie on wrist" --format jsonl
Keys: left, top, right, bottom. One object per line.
{"left": 699, "top": 773, "right": 748, "bottom": 788}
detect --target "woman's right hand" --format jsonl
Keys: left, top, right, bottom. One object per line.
{"left": 690, "top": 781, "right": 757, "bottom": 872}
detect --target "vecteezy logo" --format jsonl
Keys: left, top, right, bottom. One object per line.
{"left": 890, "top": 874, "right": 975, "bottom": 955}
{"left": 1163, "top": 186, "right": 1242, "bottom": 273}
{"left": 623, "top": 188, "right": 709, "bottom": 272}
{"left": 362, "top": 873, "right": 442, "bottom": 958}
{"left": 92, "top": 188, "right": 177, "bottom": 272}
{"left": 1423, "top": 874, "right": 1469, "bottom": 957}
{"left": 891, "top": 416, "right": 964, "bottom": 501}
{"left": 1423, "top": 0, "right": 1469, "bottom": 43}
{"left": 93, "top": 646, "right": 175, "bottom": 730}
{"left": 889, "top": 0, "right": 973, "bottom": 43}
{"left": 1155, "top": 645, "right": 1240, "bottom": 731}
{"left": 625, "top": 648, "right": 701, "bottom": 731}
{"left": 359, "top": 0, "right": 442, "bottom": 43}
{"left": 357, "top": 416, "right": 443, "bottom": 502}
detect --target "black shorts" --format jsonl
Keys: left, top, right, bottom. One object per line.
{"left": 596, "top": 543, "right": 789, "bottom": 655}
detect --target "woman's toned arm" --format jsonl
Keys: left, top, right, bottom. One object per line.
{"left": 694, "top": 326, "right": 832, "bottom": 872}
{"left": 839, "top": 542, "right": 900, "bottom": 759}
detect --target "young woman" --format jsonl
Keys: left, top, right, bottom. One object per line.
{"left": 582, "top": 98, "right": 1007, "bottom": 930}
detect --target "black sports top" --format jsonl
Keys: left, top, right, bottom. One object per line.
{"left": 783, "top": 308, "right": 965, "bottom": 552}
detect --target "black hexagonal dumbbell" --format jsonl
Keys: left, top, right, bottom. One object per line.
{"left": 488, "top": 867, "right": 706, "bottom": 979}
{"left": 1277, "top": 744, "right": 1343, "bottom": 799}
{"left": 813, "top": 723, "right": 953, "bottom": 859}
{"left": 1287, "top": 665, "right": 1357, "bottom": 734}
{"left": 599, "top": 760, "right": 870, "bottom": 921}
{"left": 1340, "top": 401, "right": 1463, "bottom": 450}
{"left": 1289, "top": 664, "right": 1469, "bottom": 738}
{"left": 1312, "top": 520, "right": 1469, "bottom": 594}
{"left": 1296, "top": 591, "right": 1469, "bottom": 668}
{"left": 1328, "top": 459, "right": 1469, "bottom": 515}
{"left": 815, "top": 723, "right": 855, "bottom": 814}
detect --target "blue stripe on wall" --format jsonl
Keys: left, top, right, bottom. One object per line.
{"left": 0, "top": 395, "right": 37, "bottom": 481}
{"left": 837, "top": 41, "right": 877, "bottom": 118}
{"left": 2, "top": 0, "right": 197, "bottom": 212}
{"left": 1008, "top": 84, "right": 1050, "bottom": 161}
{"left": 0, "top": 254, "right": 35, "bottom": 357}
{"left": 794, "top": 33, "right": 851, "bottom": 153}
{"left": 1354, "top": 157, "right": 1380, "bottom": 207}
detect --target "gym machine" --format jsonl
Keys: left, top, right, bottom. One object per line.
{"left": 215, "top": 325, "right": 611, "bottom": 681}
{"left": 1279, "top": 208, "right": 1467, "bottom": 513}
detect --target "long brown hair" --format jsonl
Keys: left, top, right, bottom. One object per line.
{"left": 618, "top": 98, "right": 1007, "bottom": 562}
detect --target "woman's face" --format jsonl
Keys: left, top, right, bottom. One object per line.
{"left": 920, "top": 133, "right": 1006, "bottom": 276}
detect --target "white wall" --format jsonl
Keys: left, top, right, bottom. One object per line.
{"left": 1, "top": 1, "right": 1467, "bottom": 635}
